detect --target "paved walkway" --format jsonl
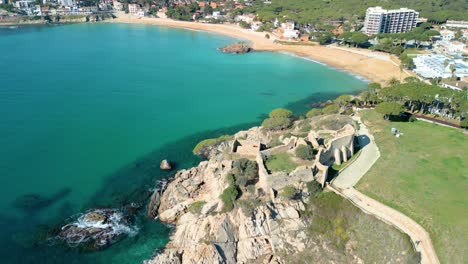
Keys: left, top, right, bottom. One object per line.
{"left": 329, "top": 114, "right": 440, "bottom": 264}
{"left": 332, "top": 115, "right": 380, "bottom": 189}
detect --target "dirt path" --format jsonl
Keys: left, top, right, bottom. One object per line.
{"left": 329, "top": 113, "right": 440, "bottom": 264}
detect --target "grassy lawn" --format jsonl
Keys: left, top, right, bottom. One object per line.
{"left": 264, "top": 153, "right": 297, "bottom": 173}
{"left": 356, "top": 110, "right": 467, "bottom": 263}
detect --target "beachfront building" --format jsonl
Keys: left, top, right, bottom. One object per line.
{"left": 364, "top": 6, "right": 418, "bottom": 35}
{"left": 413, "top": 54, "right": 468, "bottom": 79}
{"left": 445, "top": 20, "right": 468, "bottom": 29}
{"left": 128, "top": 3, "right": 139, "bottom": 14}
{"left": 235, "top": 14, "right": 255, "bottom": 24}
{"left": 113, "top": 1, "right": 123, "bottom": 11}
{"left": 280, "top": 21, "right": 299, "bottom": 39}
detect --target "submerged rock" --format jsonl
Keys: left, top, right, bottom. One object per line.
{"left": 57, "top": 208, "right": 137, "bottom": 251}
{"left": 219, "top": 42, "right": 253, "bottom": 54}
{"left": 160, "top": 159, "right": 172, "bottom": 170}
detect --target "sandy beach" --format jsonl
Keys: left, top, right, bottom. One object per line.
{"left": 112, "top": 15, "right": 411, "bottom": 84}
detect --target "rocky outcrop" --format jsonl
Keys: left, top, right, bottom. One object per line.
{"left": 160, "top": 160, "right": 172, "bottom": 170}
{"left": 219, "top": 42, "right": 253, "bottom": 54}
{"left": 146, "top": 140, "right": 311, "bottom": 264}
{"left": 57, "top": 208, "right": 138, "bottom": 251}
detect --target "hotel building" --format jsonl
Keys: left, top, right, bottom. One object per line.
{"left": 364, "top": 7, "right": 419, "bottom": 35}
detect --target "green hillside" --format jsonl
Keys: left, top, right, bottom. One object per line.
{"left": 245, "top": 0, "right": 468, "bottom": 25}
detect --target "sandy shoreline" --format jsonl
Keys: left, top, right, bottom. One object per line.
{"left": 111, "top": 15, "right": 411, "bottom": 84}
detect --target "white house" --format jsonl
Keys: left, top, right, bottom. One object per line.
{"left": 128, "top": 4, "right": 139, "bottom": 14}
{"left": 113, "top": 1, "right": 123, "bottom": 11}
{"left": 280, "top": 21, "right": 299, "bottom": 39}
{"left": 439, "top": 30, "right": 455, "bottom": 41}
{"left": 59, "top": 0, "right": 74, "bottom": 7}
{"left": 413, "top": 54, "right": 468, "bottom": 79}
{"left": 235, "top": 14, "right": 255, "bottom": 24}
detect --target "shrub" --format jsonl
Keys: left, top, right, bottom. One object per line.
{"left": 460, "top": 119, "right": 468, "bottom": 128}
{"left": 262, "top": 116, "right": 292, "bottom": 130}
{"left": 262, "top": 108, "right": 293, "bottom": 130}
{"left": 188, "top": 201, "right": 206, "bottom": 214}
{"left": 269, "top": 108, "right": 293, "bottom": 118}
{"left": 193, "top": 135, "right": 233, "bottom": 155}
{"left": 295, "top": 145, "right": 314, "bottom": 160}
{"left": 220, "top": 174, "right": 238, "bottom": 212}
{"left": 306, "top": 108, "right": 322, "bottom": 117}
{"left": 322, "top": 104, "right": 340, "bottom": 115}
{"left": 233, "top": 159, "right": 258, "bottom": 179}
{"left": 237, "top": 199, "right": 261, "bottom": 216}
{"left": 306, "top": 181, "right": 322, "bottom": 199}
{"left": 368, "top": 82, "right": 381, "bottom": 90}
{"left": 235, "top": 175, "right": 248, "bottom": 187}
{"left": 239, "top": 21, "right": 250, "bottom": 29}
{"left": 281, "top": 185, "right": 297, "bottom": 199}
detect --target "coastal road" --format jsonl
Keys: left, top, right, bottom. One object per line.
{"left": 329, "top": 113, "right": 440, "bottom": 264}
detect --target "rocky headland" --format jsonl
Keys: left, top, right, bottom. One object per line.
{"left": 145, "top": 114, "right": 419, "bottom": 264}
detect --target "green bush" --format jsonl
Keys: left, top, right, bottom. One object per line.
{"left": 269, "top": 108, "right": 293, "bottom": 118}
{"left": 295, "top": 145, "right": 314, "bottom": 160}
{"left": 235, "top": 175, "right": 248, "bottom": 187}
{"left": 306, "top": 181, "right": 322, "bottom": 199}
{"left": 262, "top": 117, "right": 292, "bottom": 130}
{"left": 262, "top": 108, "right": 294, "bottom": 130}
{"left": 220, "top": 174, "right": 239, "bottom": 212}
{"left": 460, "top": 119, "right": 468, "bottom": 128}
{"left": 233, "top": 159, "right": 258, "bottom": 180}
{"left": 322, "top": 104, "right": 340, "bottom": 115}
{"left": 188, "top": 201, "right": 206, "bottom": 214}
{"left": 306, "top": 108, "right": 322, "bottom": 117}
{"left": 193, "top": 135, "right": 233, "bottom": 155}
{"left": 239, "top": 21, "right": 250, "bottom": 28}
{"left": 368, "top": 82, "right": 381, "bottom": 90}
{"left": 281, "top": 185, "right": 297, "bottom": 199}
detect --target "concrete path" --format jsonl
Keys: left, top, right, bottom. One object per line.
{"left": 329, "top": 114, "right": 440, "bottom": 264}
{"left": 332, "top": 115, "right": 380, "bottom": 189}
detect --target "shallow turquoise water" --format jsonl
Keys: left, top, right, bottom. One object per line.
{"left": 0, "top": 23, "right": 366, "bottom": 263}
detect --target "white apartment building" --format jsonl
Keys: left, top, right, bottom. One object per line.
{"left": 413, "top": 54, "right": 468, "bottom": 79}
{"left": 364, "top": 7, "right": 419, "bottom": 35}
{"left": 445, "top": 20, "right": 468, "bottom": 29}
{"left": 128, "top": 4, "right": 139, "bottom": 14}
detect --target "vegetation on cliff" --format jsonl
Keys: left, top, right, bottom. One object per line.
{"left": 193, "top": 135, "right": 233, "bottom": 156}
{"left": 262, "top": 108, "right": 293, "bottom": 130}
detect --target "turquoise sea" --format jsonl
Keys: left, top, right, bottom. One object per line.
{"left": 0, "top": 23, "right": 366, "bottom": 263}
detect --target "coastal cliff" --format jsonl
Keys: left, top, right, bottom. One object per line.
{"left": 146, "top": 115, "right": 419, "bottom": 264}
